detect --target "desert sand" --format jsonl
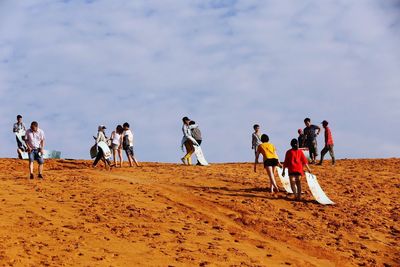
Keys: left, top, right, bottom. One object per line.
{"left": 0, "top": 158, "right": 398, "bottom": 266}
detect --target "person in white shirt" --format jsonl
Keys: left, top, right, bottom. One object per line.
{"left": 110, "top": 125, "right": 124, "bottom": 167}
{"left": 25, "top": 121, "right": 45, "bottom": 179}
{"left": 13, "top": 115, "right": 27, "bottom": 159}
{"left": 122, "top": 122, "right": 140, "bottom": 167}
{"left": 251, "top": 124, "right": 262, "bottom": 160}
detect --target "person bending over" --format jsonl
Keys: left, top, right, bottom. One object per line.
{"left": 254, "top": 134, "right": 282, "bottom": 193}
{"left": 282, "top": 139, "right": 312, "bottom": 201}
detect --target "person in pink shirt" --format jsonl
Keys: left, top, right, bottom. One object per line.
{"left": 318, "top": 120, "right": 335, "bottom": 165}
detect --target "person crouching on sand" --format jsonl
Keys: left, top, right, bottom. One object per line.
{"left": 254, "top": 134, "right": 281, "bottom": 193}
{"left": 25, "top": 121, "right": 45, "bottom": 179}
{"left": 282, "top": 139, "right": 312, "bottom": 201}
{"left": 93, "top": 125, "right": 112, "bottom": 169}
{"left": 110, "top": 125, "right": 124, "bottom": 168}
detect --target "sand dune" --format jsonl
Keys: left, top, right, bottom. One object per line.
{"left": 0, "top": 158, "right": 398, "bottom": 266}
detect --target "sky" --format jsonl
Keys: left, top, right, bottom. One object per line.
{"left": 0, "top": 0, "right": 399, "bottom": 162}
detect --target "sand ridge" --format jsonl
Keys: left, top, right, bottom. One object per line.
{"left": 0, "top": 158, "right": 399, "bottom": 266}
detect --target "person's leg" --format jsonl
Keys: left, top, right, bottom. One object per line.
{"left": 266, "top": 166, "right": 279, "bottom": 192}
{"left": 36, "top": 152, "right": 45, "bottom": 178}
{"left": 38, "top": 164, "right": 44, "bottom": 178}
{"left": 318, "top": 146, "right": 329, "bottom": 165}
{"left": 311, "top": 142, "right": 318, "bottom": 163}
{"left": 183, "top": 141, "right": 190, "bottom": 164}
{"left": 329, "top": 145, "right": 335, "bottom": 165}
{"left": 289, "top": 175, "right": 297, "bottom": 198}
{"left": 125, "top": 149, "right": 134, "bottom": 167}
{"left": 118, "top": 149, "right": 123, "bottom": 167}
{"left": 16, "top": 137, "right": 23, "bottom": 159}
{"left": 29, "top": 162, "right": 34, "bottom": 178}
{"left": 28, "top": 152, "right": 34, "bottom": 178}
{"left": 183, "top": 141, "right": 194, "bottom": 165}
{"left": 93, "top": 149, "right": 104, "bottom": 167}
{"left": 112, "top": 148, "right": 117, "bottom": 166}
{"left": 295, "top": 175, "right": 302, "bottom": 200}
{"left": 307, "top": 144, "right": 314, "bottom": 163}
{"left": 104, "top": 157, "right": 112, "bottom": 170}
{"left": 187, "top": 145, "right": 194, "bottom": 165}
{"left": 130, "top": 147, "right": 140, "bottom": 167}
{"left": 312, "top": 145, "right": 317, "bottom": 163}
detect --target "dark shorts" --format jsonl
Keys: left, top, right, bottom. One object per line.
{"left": 125, "top": 146, "right": 134, "bottom": 158}
{"left": 289, "top": 172, "right": 302, "bottom": 176}
{"left": 28, "top": 149, "right": 44, "bottom": 164}
{"left": 112, "top": 144, "right": 120, "bottom": 150}
{"left": 264, "top": 158, "right": 279, "bottom": 167}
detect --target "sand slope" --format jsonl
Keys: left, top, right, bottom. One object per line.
{"left": 0, "top": 158, "right": 399, "bottom": 266}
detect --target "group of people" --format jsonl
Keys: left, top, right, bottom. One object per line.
{"left": 297, "top": 118, "right": 335, "bottom": 165}
{"left": 13, "top": 115, "right": 46, "bottom": 179}
{"left": 11, "top": 114, "right": 335, "bottom": 197}
{"left": 12, "top": 115, "right": 141, "bottom": 179}
{"left": 252, "top": 118, "right": 335, "bottom": 200}
{"left": 92, "top": 122, "right": 140, "bottom": 169}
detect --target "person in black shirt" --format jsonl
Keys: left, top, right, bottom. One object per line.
{"left": 297, "top": 129, "right": 305, "bottom": 148}
{"left": 303, "top": 118, "right": 321, "bottom": 164}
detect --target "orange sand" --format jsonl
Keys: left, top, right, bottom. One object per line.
{"left": 0, "top": 158, "right": 399, "bottom": 266}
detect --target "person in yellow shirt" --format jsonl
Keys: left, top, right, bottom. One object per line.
{"left": 254, "top": 134, "right": 282, "bottom": 193}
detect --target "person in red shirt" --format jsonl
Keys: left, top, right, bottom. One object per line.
{"left": 282, "top": 139, "right": 312, "bottom": 200}
{"left": 318, "top": 120, "right": 335, "bottom": 165}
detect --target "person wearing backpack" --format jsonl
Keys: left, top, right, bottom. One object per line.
{"left": 189, "top": 121, "right": 202, "bottom": 145}
{"left": 189, "top": 121, "right": 204, "bottom": 165}
{"left": 122, "top": 122, "right": 140, "bottom": 167}
{"left": 181, "top": 116, "right": 198, "bottom": 165}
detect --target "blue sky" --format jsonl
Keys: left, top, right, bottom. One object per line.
{"left": 0, "top": 0, "right": 399, "bottom": 162}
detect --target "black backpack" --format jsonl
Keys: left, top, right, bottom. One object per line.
{"left": 123, "top": 135, "right": 130, "bottom": 150}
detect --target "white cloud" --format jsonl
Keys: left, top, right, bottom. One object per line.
{"left": 0, "top": 0, "right": 399, "bottom": 162}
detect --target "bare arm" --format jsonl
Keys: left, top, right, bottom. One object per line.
{"left": 281, "top": 161, "right": 286, "bottom": 176}
{"left": 316, "top": 125, "right": 321, "bottom": 135}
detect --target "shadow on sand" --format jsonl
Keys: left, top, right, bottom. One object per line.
{"left": 185, "top": 185, "right": 317, "bottom": 204}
